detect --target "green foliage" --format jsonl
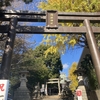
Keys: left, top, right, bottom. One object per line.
{"left": 10, "top": 44, "right": 63, "bottom": 87}
{"left": 28, "top": 44, "right": 62, "bottom": 78}
{"left": 8, "top": 36, "right": 33, "bottom": 86}
{"left": 68, "top": 62, "right": 78, "bottom": 92}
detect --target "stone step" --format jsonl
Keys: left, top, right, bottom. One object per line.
{"left": 42, "top": 95, "right": 62, "bottom": 100}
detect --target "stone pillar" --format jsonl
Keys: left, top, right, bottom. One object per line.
{"left": 58, "top": 79, "right": 61, "bottom": 95}
{"left": 14, "top": 71, "right": 31, "bottom": 100}
{"left": 45, "top": 82, "right": 48, "bottom": 96}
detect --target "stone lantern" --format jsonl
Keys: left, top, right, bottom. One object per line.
{"left": 14, "top": 70, "right": 31, "bottom": 100}
{"left": 66, "top": 78, "right": 71, "bottom": 87}
{"left": 74, "top": 67, "right": 85, "bottom": 86}
{"left": 19, "top": 70, "right": 29, "bottom": 87}
{"left": 74, "top": 67, "right": 88, "bottom": 100}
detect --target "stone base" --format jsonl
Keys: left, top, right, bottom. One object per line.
{"left": 77, "top": 86, "right": 88, "bottom": 100}
{"left": 14, "top": 87, "right": 31, "bottom": 100}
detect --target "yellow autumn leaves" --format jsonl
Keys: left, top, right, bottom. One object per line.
{"left": 68, "top": 62, "right": 78, "bottom": 92}
{"left": 39, "top": 0, "right": 68, "bottom": 11}
{"left": 42, "top": 34, "right": 77, "bottom": 56}
{"left": 39, "top": 0, "right": 100, "bottom": 55}
{"left": 39, "top": 0, "right": 100, "bottom": 12}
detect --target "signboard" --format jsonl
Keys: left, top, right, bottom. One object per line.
{"left": 0, "top": 80, "right": 9, "bottom": 100}
{"left": 46, "top": 10, "right": 58, "bottom": 28}
{"left": 76, "top": 89, "right": 82, "bottom": 100}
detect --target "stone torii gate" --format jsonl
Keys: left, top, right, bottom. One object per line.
{"left": 0, "top": 10, "right": 100, "bottom": 86}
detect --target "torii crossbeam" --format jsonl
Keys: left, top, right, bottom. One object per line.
{"left": 0, "top": 10, "right": 100, "bottom": 86}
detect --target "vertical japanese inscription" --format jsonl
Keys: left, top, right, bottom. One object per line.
{"left": 46, "top": 10, "right": 58, "bottom": 28}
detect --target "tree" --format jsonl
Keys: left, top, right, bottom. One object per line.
{"left": 39, "top": 0, "right": 100, "bottom": 12}
{"left": 12, "top": 35, "right": 35, "bottom": 65}
{"left": 26, "top": 44, "right": 62, "bottom": 80}
{"left": 3, "top": 35, "right": 35, "bottom": 86}
{"left": 0, "top": 0, "right": 33, "bottom": 8}
{"left": 39, "top": 1, "right": 100, "bottom": 89}
{"left": 39, "top": 0, "right": 100, "bottom": 55}
{"left": 0, "top": 35, "right": 35, "bottom": 95}
{"left": 10, "top": 44, "right": 63, "bottom": 87}
{"left": 19, "top": 48, "right": 49, "bottom": 86}
{"left": 33, "top": 44, "right": 63, "bottom": 76}
{"left": 68, "top": 62, "right": 78, "bottom": 92}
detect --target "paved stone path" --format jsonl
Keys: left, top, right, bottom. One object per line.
{"left": 42, "top": 95, "right": 63, "bottom": 100}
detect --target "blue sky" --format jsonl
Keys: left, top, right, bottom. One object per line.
{"left": 61, "top": 47, "right": 83, "bottom": 76}
{"left": 8, "top": 0, "right": 83, "bottom": 76}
